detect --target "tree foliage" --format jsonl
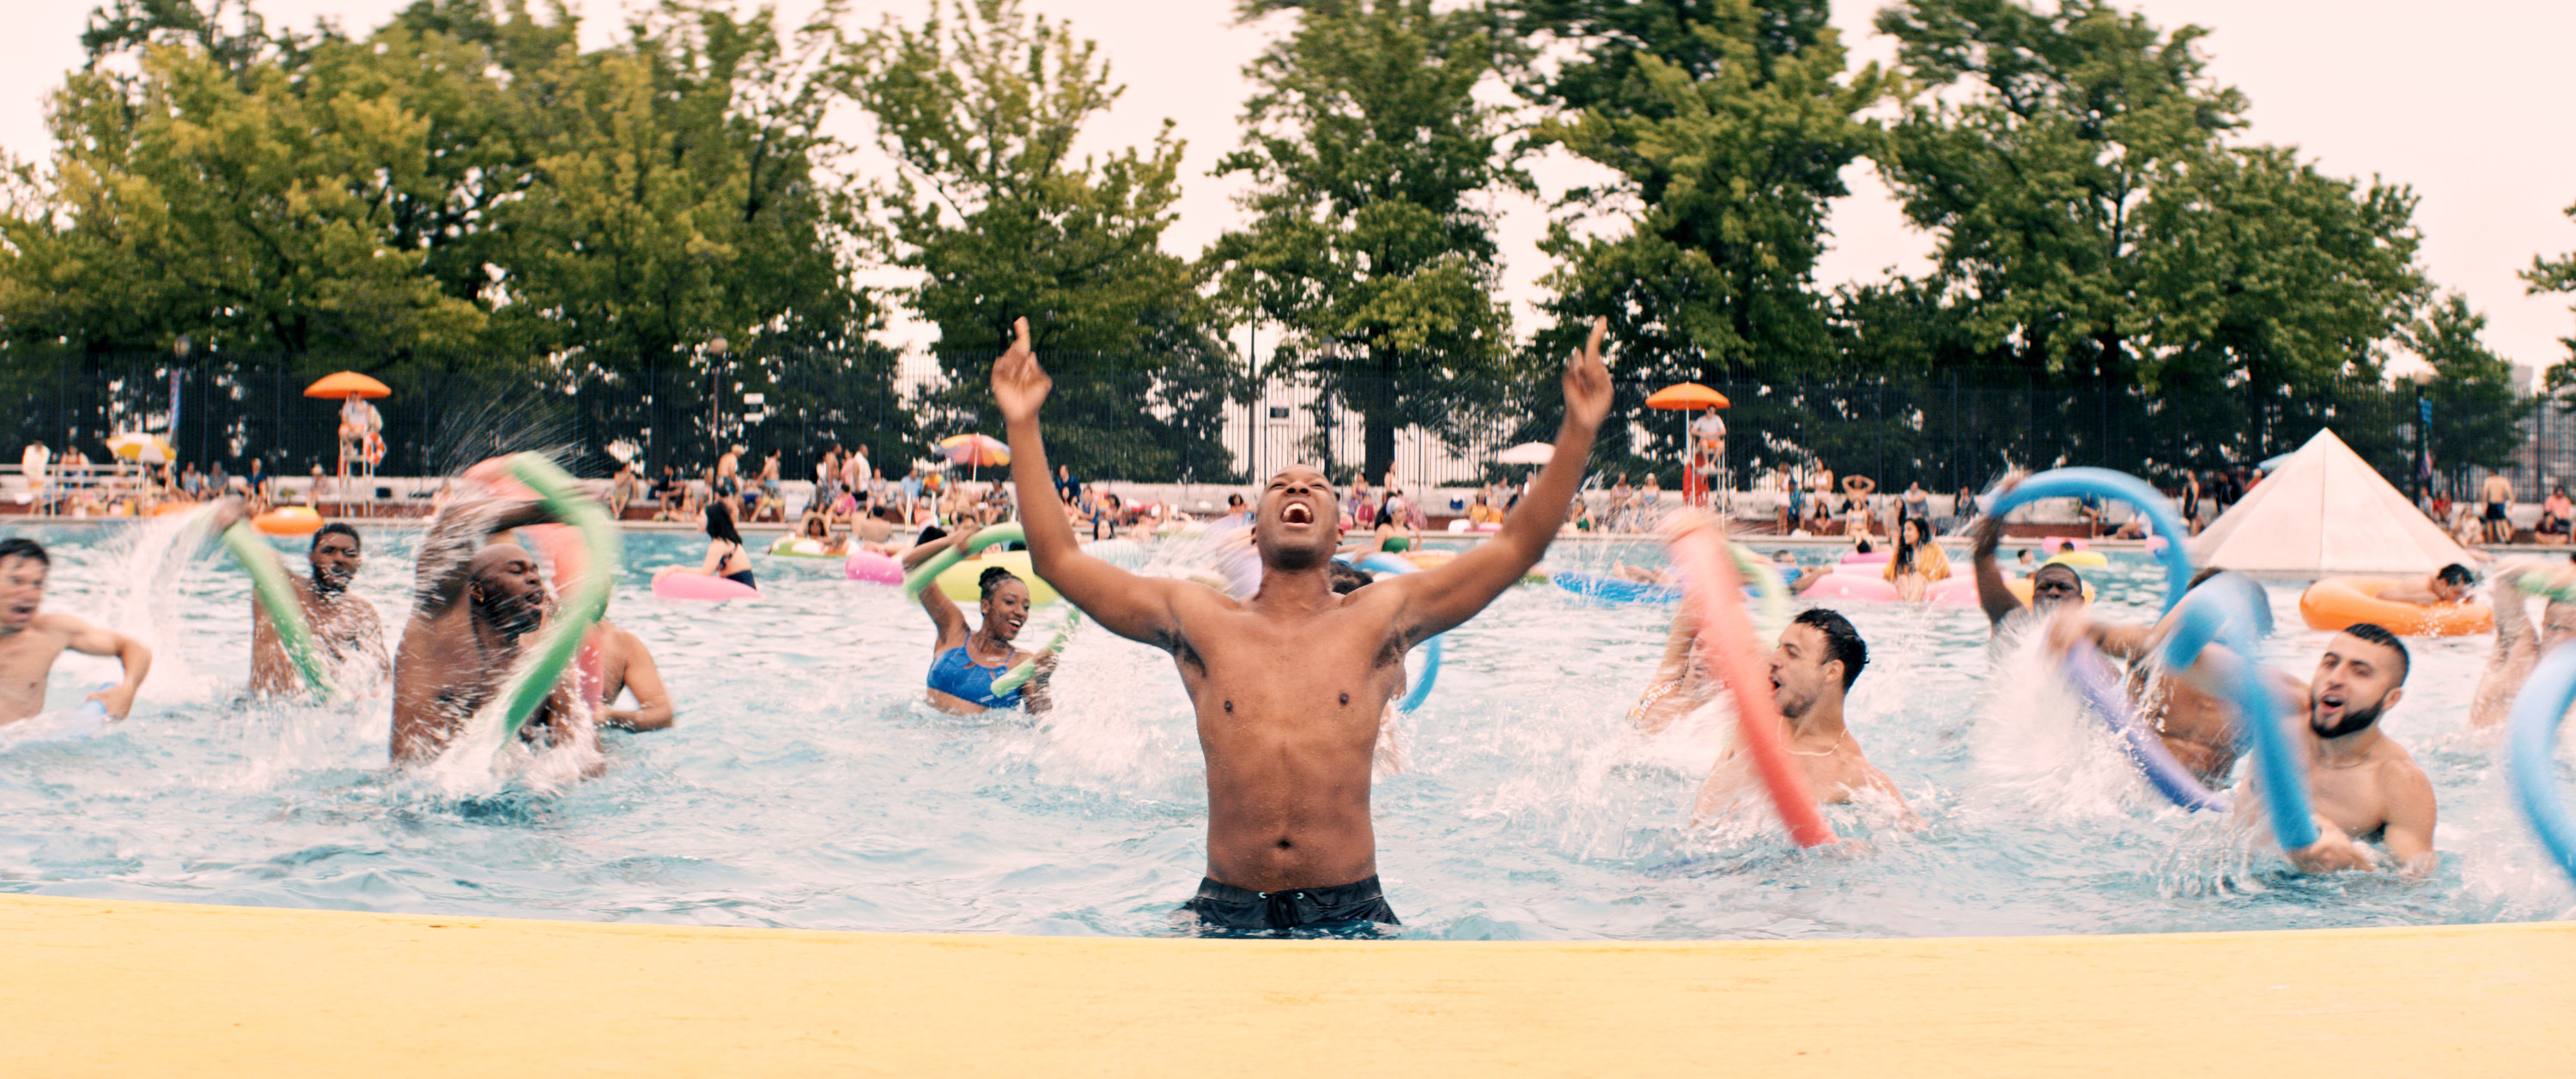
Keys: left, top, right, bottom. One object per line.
{"left": 1206, "top": 0, "right": 1525, "bottom": 482}
{"left": 2526, "top": 201, "right": 2576, "bottom": 393}
{"left": 854, "top": 0, "right": 1238, "bottom": 481}
{"left": 2407, "top": 292, "right": 2524, "bottom": 474}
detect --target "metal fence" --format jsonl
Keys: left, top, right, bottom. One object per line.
{"left": 0, "top": 346, "right": 2453, "bottom": 496}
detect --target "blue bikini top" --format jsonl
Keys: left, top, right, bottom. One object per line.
{"left": 927, "top": 643, "right": 1019, "bottom": 710}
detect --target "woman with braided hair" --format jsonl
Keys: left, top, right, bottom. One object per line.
{"left": 899, "top": 524, "right": 1057, "bottom": 714}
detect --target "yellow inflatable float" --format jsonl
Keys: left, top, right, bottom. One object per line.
{"left": 2299, "top": 576, "right": 2493, "bottom": 636}
{"left": 252, "top": 506, "right": 323, "bottom": 536}
{"left": 933, "top": 550, "right": 1060, "bottom": 605}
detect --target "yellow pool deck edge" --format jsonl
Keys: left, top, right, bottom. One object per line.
{"left": 3, "top": 894, "right": 2568, "bottom": 1077}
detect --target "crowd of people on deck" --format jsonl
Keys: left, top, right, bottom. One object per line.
{"left": 4, "top": 315, "right": 2571, "bottom": 937}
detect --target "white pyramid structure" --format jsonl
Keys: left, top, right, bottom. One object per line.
{"left": 2188, "top": 427, "right": 2473, "bottom": 578}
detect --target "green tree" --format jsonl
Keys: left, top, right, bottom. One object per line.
{"left": 1206, "top": 0, "right": 1525, "bottom": 482}
{"left": 1873, "top": 0, "right": 2427, "bottom": 468}
{"left": 2525, "top": 201, "right": 2576, "bottom": 392}
{"left": 1506, "top": 0, "right": 1884, "bottom": 479}
{"left": 854, "top": 0, "right": 1238, "bottom": 481}
{"left": 2406, "top": 292, "right": 2524, "bottom": 479}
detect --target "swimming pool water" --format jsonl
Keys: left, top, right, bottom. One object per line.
{"left": 3, "top": 520, "right": 2572, "bottom": 939}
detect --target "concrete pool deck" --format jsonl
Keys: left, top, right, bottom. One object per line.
{"left": 3, "top": 894, "right": 2567, "bottom": 1075}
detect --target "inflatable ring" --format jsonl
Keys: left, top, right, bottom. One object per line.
{"left": 1403, "top": 549, "right": 1456, "bottom": 570}
{"left": 653, "top": 571, "right": 758, "bottom": 602}
{"left": 1668, "top": 523, "right": 1836, "bottom": 846}
{"left": 2008, "top": 577, "right": 2097, "bottom": 604}
{"left": 2065, "top": 640, "right": 2231, "bottom": 812}
{"left": 252, "top": 506, "right": 322, "bottom": 537}
{"left": 2507, "top": 641, "right": 2576, "bottom": 887}
{"left": 1986, "top": 469, "right": 2192, "bottom": 612}
{"left": 220, "top": 522, "right": 343, "bottom": 700}
{"left": 1801, "top": 572, "right": 1902, "bottom": 603}
{"left": 2298, "top": 576, "right": 2492, "bottom": 637}
{"left": 846, "top": 551, "right": 903, "bottom": 585}
{"left": 933, "top": 550, "right": 1060, "bottom": 606}
{"left": 1551, "top": 569, "right": 1680, "bottom": 605}
{"left": 2044, "top": 551, "right": 2110, "bottom": 568}
{"left": 1357, "top": 553, "right": 1443, "bottom": 713}
{"left": 2162, "top": 579, "right": 2312, "bottom": 852}
{"left": 1841, "top": 550, "right": 1892, "bottom": 565}
{"left": 768, "top": 536, "right": 839, "bottom": 559}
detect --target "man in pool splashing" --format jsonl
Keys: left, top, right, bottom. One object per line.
{"left": 2225, "top": 623, "right": 2437, "bottom": 878}
{"left": 389, "top": 494, "right": 593, "bottom": 768}
{"left": 206, "top": 501, "right": 390, "bottom": 694}
{"left": 995, "top": 315, "right": 1612, "bottom": 933}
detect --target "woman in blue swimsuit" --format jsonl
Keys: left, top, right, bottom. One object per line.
{"left": 901, "top": 524, "right": 1056, "bottom": 715}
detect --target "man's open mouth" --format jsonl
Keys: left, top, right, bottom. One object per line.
{"left": 2318, "top": 692, "right": 2345, "bottom": 712}
{"left": 1282, "top": 503, "right": 1314, "bottom": 525}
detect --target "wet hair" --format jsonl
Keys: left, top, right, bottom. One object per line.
{"left": 978, "top": 566, "right": 1023, "bottom": 601}
{"left": 1374, "top": 503, "right": 1396, "bottom": 529}
{"left": 2339, "top": 622, "right": 2410, "bottom": 686}
{"left": 704, "top": 500, "right": 744, "bottom": 546}
{"left": 1853, "top": 537, "right": 1874, "bottom": 554}
{"left": 1793, "top": 608, "right": 1868, "bottom": 691}
{"left": 2437, "top": 563, "right": 2475, "bottom": 587}
{"left": 312, "top": 523, "right": 360, "bottom": 551}
{"left": 0, "top": 536, "right": 46, "bottom": 567}
{"left": 1327, "top": 561, "right": 1375, "bottom": 595}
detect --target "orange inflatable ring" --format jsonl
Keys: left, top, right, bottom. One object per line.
{"left": 2299, "top": 576, "right": 2492, "bottom": 636}
{"left": 252, "top": 506, "right": 324, "bottom": 537}
{"left": 1404, "top": 549, "right": 1457, "bottom": 570}
{"left": 2007, "top": 577, "right": 2096, "bottom": 604}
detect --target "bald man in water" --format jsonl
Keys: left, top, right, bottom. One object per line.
{"left": 388, "top": 495, "right": 592, "bottom": 766}
{"left": 998, "top": 315, "right": 1612, "bottom": 932}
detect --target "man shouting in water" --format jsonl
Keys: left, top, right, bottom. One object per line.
{"left": 997, "top": 316, "right": 1612, "bottom": 933}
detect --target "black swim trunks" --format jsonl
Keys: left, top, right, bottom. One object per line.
{"left": 1183, "top": 876, "right": 1400, "bottom": 933}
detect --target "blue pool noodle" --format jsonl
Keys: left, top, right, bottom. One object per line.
{"left": 1358, "top": 553, "right": 1443, "bottom": 713}
{"left": 2161, "top": 585, "right": 2315, "bottom": 851}
{"left": 2508, "top": 642, "right": 2576, "bottom": 887}
{"left": 1982, "top": 468, "right": 2195, "bottom": 614}
{"left": 2065, "top": 641, "right": 2232, "bottom": 813}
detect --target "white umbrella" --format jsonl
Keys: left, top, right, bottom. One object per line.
{"left": 106, "top": 432, "right": 175, "bottom": 465}
{"left": 1495, "top": 441, "right": 1554, "bottom": 465}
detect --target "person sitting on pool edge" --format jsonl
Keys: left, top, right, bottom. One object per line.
{"left": 0, "top": 537, "right": 152, "bottom": 724}
{"left": 2374, "top": 563, "right": 2475, "bottom": 607}
{"left": 205, "top": 502, "right": 389, "bottom": 695}
{"left": 389, "top": 491, "right": 595, "bottom": 769}
{"left": 2201, "top": 623, "right": 2437, "bottom": 877}
{"left": 898, "top": 524, "right": 1057, "bottom": 715}
{"left": 996, "top": 313, "right": 1612, "bottom": 934}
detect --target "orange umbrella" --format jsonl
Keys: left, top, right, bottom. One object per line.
{"left": 303, "top": 372, "right": 392, "bottom": 399}
{"left": 1644, "top": 382, "right": 1728, "bottom": 410}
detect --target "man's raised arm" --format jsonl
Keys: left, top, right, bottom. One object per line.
{"left": 1970, "top": 514, "right": 2023, "bottom": 626}
{"left": 1395, "top": 318, "right": 1613, "bottom": 640}
{"left": 992, "top": 318, "right": 1185, "bottom": 646}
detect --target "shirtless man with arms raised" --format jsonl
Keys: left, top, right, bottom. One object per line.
{"left": 996, "top": 315, "right": 1611, "bottom": 932}
{"left": 389, "top": 496, "right": 593, "bottom": 767}
{"left": 2196, "top": 624, "right": 2437, "bottom": 877}
{"left": 207, "top": 502, "right": 389, "bottom": 694}
{"left": 1970, "top": 512, "right": 2087, "bottom": 638}
{"left": 0, "top": 538, "right": 150, "bottom": 724}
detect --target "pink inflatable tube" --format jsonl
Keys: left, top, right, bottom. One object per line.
{"left": 846, "top": 551, "right": 904, "bottom": 584}
{"left": 1840, "top": 550, "right": 1891, "bottom": 565}
{"left": 1798, "top": 571, "right": 1902, "bottom": 602}
{"left": 653, "top": 572, "right": 759, "bottom": 602}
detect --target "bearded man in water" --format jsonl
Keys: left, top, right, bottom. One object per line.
{"left": 997, "top": 315, "right": 1612, "bottom": 932}
{"left": 388, "top": 495, "right": 592, "bottom": 767}
{"left": 207, "top": 500, "right": 389, "bottom": 694}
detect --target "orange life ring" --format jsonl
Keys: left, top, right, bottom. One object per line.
{"left": 1404, "top": 549, "right": 1457, "bottom": 570}
{"left": 2299, "top": 576, "right": 2493, "bottom": 637}
{"left": 361, "top": 432, "right": 385, "bottom": 466}
{"left": 252, "top": 506, "right": 324, "bottom": 536}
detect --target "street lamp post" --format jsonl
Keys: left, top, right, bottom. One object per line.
{"left": 2409, "top": 369, "right": 2434, "bottom": 513}
{"left": 708, "top": 336, "right": 729, "bottom": 461}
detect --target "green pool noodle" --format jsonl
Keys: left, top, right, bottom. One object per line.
{"left": 490, "top": 454, "right": 624, "bottom": 748}
{"left": 221, "top": 523, "right": 344, "bottom": 700}
{"left": 902, "top": 523, "right": 1027, "bottom": 598}
{"left": 990, "top": 609, "right": 1082, "bottom": 695}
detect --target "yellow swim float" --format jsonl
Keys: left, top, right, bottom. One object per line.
{"left": 2299, "top": 576, "right": 2492, "bottom": 636}
{"left": 934, "top": 550, "right": 1060, "bottom": 605}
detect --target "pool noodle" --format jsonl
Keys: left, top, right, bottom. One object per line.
{"left": 489, "top": 454, "right": 623, "bottom": 749}
{"left": 220, "top": 522, "right": 345, "bottom": 700}
{"left": 903, "top": 523, "right": 1026, "bottom": 598}
{"left": 1983, "top": 468, "right": 2194, "bottom": 614}
{"left": 1357, "top": 553, "right": 1444, "bottom": 713}
{"left": 990, "top": 609, "right": 1082, "bottom": 696}
{"left": 2161, "top": 583, "right": 2314, "bottom": 852}
{"left": 2506, "top": 641, "right": 2576, "bottom": 887}
{"left": 2065, "top": 641, "right": 2232, "bottom": 812}
{"left": 1668, "top": 524, "right": 1837, "bottom": 847}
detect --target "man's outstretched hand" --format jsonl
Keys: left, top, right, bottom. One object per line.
{"left": 991, "top": 317, "right": 1050, "bottom": 425}
{"left": 1564, "top": 317, "right": 1612, "bottom": 429}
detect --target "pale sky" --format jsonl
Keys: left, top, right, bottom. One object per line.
{"left": 4, "top": 0, "right": 2571, "bottom": 378}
